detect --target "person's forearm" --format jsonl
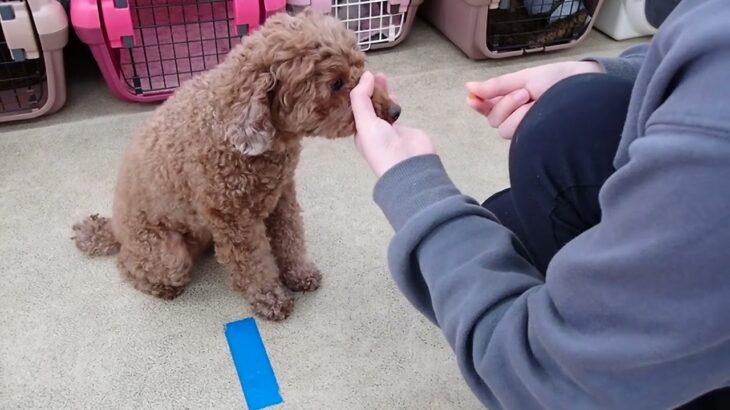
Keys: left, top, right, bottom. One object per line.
{"left": 375, "top": 155, "right": 547, "bottom": 406}
{"left": 374, "top": 155, "right": 541, "bottom": 325}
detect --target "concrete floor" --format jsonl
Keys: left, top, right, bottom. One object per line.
{"left": 1, "top": 20, "right": 642, "bottom": 409}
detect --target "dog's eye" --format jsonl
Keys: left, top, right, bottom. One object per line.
{"left": 331, "top": 79, "right": 344, "bottom": 92}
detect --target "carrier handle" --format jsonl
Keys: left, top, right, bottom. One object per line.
{"left": 310, "top": 0, "right": 331, "bottom": 14}
{"left": 286, "top": 0, "right": 330, "bottom": 15}
{"left": 0, "top": 1, "right": 40, "bottom": 60}
{"left": 263, "top": 0, "right": 286, "bottom": 17}
{"left": 386, "top": 0, "right": 410, "bottom": 14}
{"left": 233, "top": 0, "right": 261, "bottom": 36}
{"left": 26, "top": 0, "right": 69, "bottom": 51}
{"left": 99, "top": 0, "right": 135, "bottom": 49}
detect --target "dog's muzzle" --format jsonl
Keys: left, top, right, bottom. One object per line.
{"left": 386, "top": 103, "right": 401, "bottom": 124}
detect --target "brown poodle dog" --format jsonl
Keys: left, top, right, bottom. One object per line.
{"left": 72, "top": 10, "right": 399, "bottom": 321}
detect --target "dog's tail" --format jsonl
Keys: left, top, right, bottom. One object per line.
{"left": 72, "top": 214, "right": 121, "bottom": 256}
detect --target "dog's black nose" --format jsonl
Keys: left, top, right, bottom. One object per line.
{"left": 387, "top": 103, "right": 401, "bottom": 124}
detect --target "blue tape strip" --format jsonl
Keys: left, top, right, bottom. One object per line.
{"left": 225, "top": 317, "right": 283, "bottom": 410}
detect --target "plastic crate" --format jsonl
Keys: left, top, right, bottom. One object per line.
{"left": 420, "top": 0, "right": 604, "bottom": 59}
{"left": 287, "top": 0, "right": 422, "bottom": 51}
{"left": 71, "top": 0, "right": 285, "bottom": 102}
{"left": 0, "top": 0, "right": 68, "bottom": 123}
{"left": 593, "top": 0, "right": 655, "bottom": 40}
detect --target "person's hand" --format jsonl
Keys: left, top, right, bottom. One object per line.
{"left": 466, "top": 61, "right": 603, "bottom": 139}
{"left": 351, "top": 71, "right": 435, "bottom": 178}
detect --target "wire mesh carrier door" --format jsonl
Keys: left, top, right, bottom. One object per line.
{"left": 71, "top": 0, "right": 285, "bottom": 102}
{"left": 286, "top": 0, "right": 422, "bottom": 51}
{"left": 421, "top": 0, "right": 604, "bottom": 60}
{"left": 0, "top": 0, "right": 68, "bottom": 123}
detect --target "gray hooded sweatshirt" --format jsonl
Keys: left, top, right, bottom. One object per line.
{"left": 372, "top": 0, "right": 730, "bottom": 408}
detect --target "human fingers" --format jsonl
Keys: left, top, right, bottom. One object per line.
{"left": 467, "top": 93, "right": 493, "bottom": 116}
{"left": 374, "top": 72, "right": 389, "bottom": 95}
{"left": 467, "top": 95, "right": 508, "bottom": 116}
{"left": 487, "top": 88, "right": 530, "bottom": 128}
{"left": 374, "top": 73, "right": 399, "bottom": 114}
{"left": 497, "top": 102, "right": 534, "bottom": 140}
{"left": 350, "top": 71, "right": 378, "bottom": 123}
{"left": 465, "top": 69, "right": 531, "bottom": 100}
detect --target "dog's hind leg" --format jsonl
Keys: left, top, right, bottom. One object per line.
{"left": 117, "top": 229, "right": 194, "bottom": 300}
{"left": 266, "top": 182, "right": 322, "bottom": 292}
{"left": 209, "top": 217, "right": 294, "bottom": 321}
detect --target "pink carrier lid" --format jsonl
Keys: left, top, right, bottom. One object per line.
{"left": 387, "top": 0, "right": 410, "bottom": 14}
{"left": 100, "top": 0, "right": 134, "bottom": 48}
{"left": 233, "top": 0, "right": 261, "bottom": 35}
{"left": 263, "top": 0, "right": 286, "bottom": 16}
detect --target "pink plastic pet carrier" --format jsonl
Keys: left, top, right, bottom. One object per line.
{"left": 1, "top": 0, "right": 68, "bottom": 123}
{"left": 71, "top": 0, "right": 285, "bottom": 102}
{"left": 421, "top": 0, "right": 604, "bottom": 59}
{"left": 288, "top": 0, "right": 422, "bottom": 51}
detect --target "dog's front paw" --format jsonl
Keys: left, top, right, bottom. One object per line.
{"left": 131, "top": 279, "right": 186, "bottom": 300}
{"left": 153, "top": 285, "right": 186, "bottom": 300}
{"left": 250, "top": 284, "right": 295, "bottom": 321}
{"left": 281, "top": 261, "right": 322, "bottom": 292}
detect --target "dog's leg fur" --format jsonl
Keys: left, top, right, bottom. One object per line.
{"left": 266, "top": 182, "right": 322, "bottom": 292}
{"left": 117, "top": 228, "right": 194, "bottom": 300}
{"left": 209, "top": 216, "right": 294, "bottom": 320}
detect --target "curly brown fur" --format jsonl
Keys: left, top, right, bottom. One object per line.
{"left": 72, "top": 10, "right": 397, "bottom": 321}
{"left": 72, "top": 214, "right": 120, "bottom": 256}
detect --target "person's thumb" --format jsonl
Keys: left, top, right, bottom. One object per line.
{"left": 466, "top": 71, "right": 528, "bottom": 100}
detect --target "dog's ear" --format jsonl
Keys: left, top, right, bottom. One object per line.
{"left": 225, "top": 72, "right": 276, "bottom": 156}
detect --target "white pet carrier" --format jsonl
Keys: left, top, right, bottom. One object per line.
{"left": 593, "top": 0, "right": 656, "bottom": 40}
{"left": 287, "top": 0, "right": 422, "bottom": 51}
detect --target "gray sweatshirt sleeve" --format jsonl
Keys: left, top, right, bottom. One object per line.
{"left": 584, "top": 43, "right": 649, "bottom": 82}
{"left": 373, "top": 49, "right": 730, "bottom": 410}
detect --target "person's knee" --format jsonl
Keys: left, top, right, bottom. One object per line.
{"left": 514, "top": 73, "right": 632, "bottom": 146}
{"left": 509, "top": 73, "right": 634, "bottom": 177}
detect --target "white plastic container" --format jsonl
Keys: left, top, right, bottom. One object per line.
{"left": 594, "top": 0, "right": 655, "bottom": 40}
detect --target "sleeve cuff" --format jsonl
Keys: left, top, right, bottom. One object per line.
{"left": 373, "top": 154, "right": 461, "bottom": 231}
{"left": 582, "top": 42, "right": 649, "bottom": 82}
{"left": 582, "top": 56, "right": 639, "bottom": 82}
